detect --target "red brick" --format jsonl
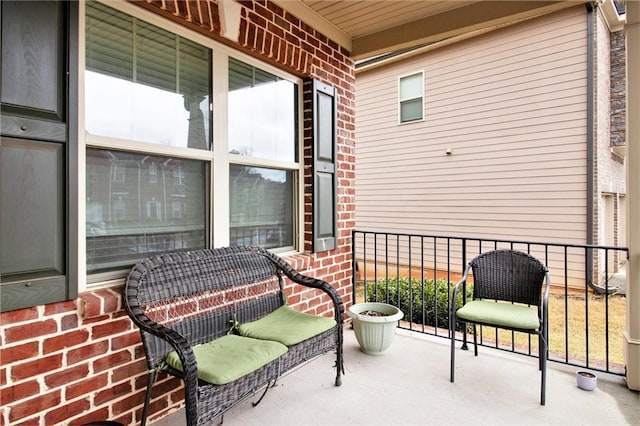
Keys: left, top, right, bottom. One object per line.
{"left": 44, "top": 299, "right": 77, "bottom": 316}
{"left": 79, "top": 293, "right": 101, "bottom": 319}
{"left": 44, "top": 397, "right": 89, "bottom": 425}
{"left": 65, "top": 373, "right": 108, "bottom": 401}
{"left": 112, "top": 388, "right": 145, "bottom": 415}
{"left": 5, "top": 319, "right": 57, "bottom": 344}
{"left": 66, "top": 407, "right": 109, "bottom": 426}
{"left": 146, "top": 397, "right": 169, "bottom": 422}
{"left": 170, "top": 386, "right": 185, "bottom": 403}
{"left": 237, "top": 0, "right": 253, "bottom": 11}
{"left": 111, "top": 358, "right": 147, "bottom": 383}
{"left": 1, "top": 380, "right": 40, "bottom": 406}
{"left": 247, "top": 11, "right": 266, "bottom": 28}
{"left": 175, "top": 0, "right": 188, "bottom": 18}
{"left": 43, "top": 329, "right": 89, "bottom": 354}
{"left": 210, "top": 2, "right": 221, "bottom": 33}
{"left": 134, "top": 345, "right": 147, "bottom": 360}
{"left": 67, "top": 340, "right": 109, "bottom": 365}
{"left": 0, "top": 367, "right": 6, "bottom": 386}
{"left": 150, "top": 376, "right": 183, "bottom": 399}
{"left": 165, "top": 0, "right": 178, "bottom": 15}
{"left": 114, "top": 412, "right": 134, "bottom": 426}
{"left": 11, "top": 354, "right": 63, "bottom": 381}
{"left": 0, "top": 342, "right": 39, "bottom": 364}
{"left": 254, "top": 3, "right": 273, "bottom": 22}
{"left": 93, "top": 350, "right": 132, "bottom": 373}
{"left": 94, "top": 381, "right": 132, "bottom": 406}
{"left": 99, "top": 289, "right": 121, "bottom": 314}
{"left": 61, "top": 313, "right": 79, "bottom": 331}
{"left": 111, "top": 330, "right": 141, "bottom": 351}
{"left": 0, "top": 307, "right": 38, "bottom": 325}
{"left": 44, "top": 363, "right": 89, "bottom": 388}
{"left": 91, "top": 318, "right": 130, "bottom": 340}
{"left": 14, "top": 416, "right": 40, "bottom": 426}
{"left": 9, "top": 390, "right": 61, "bottom": 422}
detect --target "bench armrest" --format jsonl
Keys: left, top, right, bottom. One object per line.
{"left": 259, "top": 249, "right": 345, "bottom": 325}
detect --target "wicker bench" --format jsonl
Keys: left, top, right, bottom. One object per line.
{"left": 123, "top": 246, "right": 344, "bottom": 426}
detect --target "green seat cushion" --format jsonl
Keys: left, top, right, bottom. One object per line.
{"left": 238, "top": 305, "right": 336, "bottom": 346}
{"left": 165, "top": 334, "right": 287, "bottom": 385}
{"left": 456, "top": 300, "right": 540, "bottom": 330}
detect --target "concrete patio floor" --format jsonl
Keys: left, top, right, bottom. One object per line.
{"left": 154, "top": 327, "right": 639, "bottom": 425}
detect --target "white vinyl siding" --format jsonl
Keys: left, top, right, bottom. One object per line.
{"left": 355, "top": 7, "right": 588, "bottom": 281}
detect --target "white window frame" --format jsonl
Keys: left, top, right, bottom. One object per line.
{"left": 78, "top": 0, "right": 305, "bottom": 290}
{"left": 398, "top": 71, "right": 424, "bottom": 124}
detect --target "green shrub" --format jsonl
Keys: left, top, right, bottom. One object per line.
{"left": 364, "top": 277, "right": 473, "bottom": 331}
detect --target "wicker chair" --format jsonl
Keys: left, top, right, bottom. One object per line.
{"left": 124, "top": 246, "right": 344, "bottom": 426}
{"left": 449, "top": 249, "right": 550, "bottom": 405}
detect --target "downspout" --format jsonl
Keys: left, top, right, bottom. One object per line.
{"left": 586, "top": 3, "right": 595, "bottom": 288}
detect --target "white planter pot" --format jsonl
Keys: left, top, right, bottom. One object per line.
{"left": 347, "top": 302, "right": 404, "bottom": 355}
{"left": 576, "top": 370, "right": 597, "bottom": 391}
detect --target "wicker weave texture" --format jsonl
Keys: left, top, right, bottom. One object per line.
{"left": 470, "top": 249, "right": 546, "bottom": 306}
{"left": 123, "top": 246, "right": 344, "bottom": 426}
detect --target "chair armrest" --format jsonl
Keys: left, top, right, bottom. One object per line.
{"left": 451, "top": 263, "right": 472, "bottom": 313}
{"left": 541, "top": 269, "right": 551, "bottom": 338}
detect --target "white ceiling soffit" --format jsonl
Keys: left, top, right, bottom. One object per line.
{"left": 272, "top": 1, "right": 581, "bottom": 61}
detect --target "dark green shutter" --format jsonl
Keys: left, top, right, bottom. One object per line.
{"left": 1, "top": 0, "right": 78, "bottom": 311}
{"left": 311, "top": 80, "right": 337, "bottom": 252}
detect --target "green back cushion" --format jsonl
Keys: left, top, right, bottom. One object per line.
{"left": 238, "top": 305, "right": 336, "bottom": 346}
{"left": 165, "top": 334, "right": 287, "bottom": 385}
{"left": 456, "top": 300, "right": 540, "bottom": 330}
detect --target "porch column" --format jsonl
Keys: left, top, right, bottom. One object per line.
{"left": 625, "top": 0, "right": 640, "bottom": 391}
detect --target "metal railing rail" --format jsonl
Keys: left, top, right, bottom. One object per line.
{"left": 352, "top": 229, "right": 629, "bottom": 376}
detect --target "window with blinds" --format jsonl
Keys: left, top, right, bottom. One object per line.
{"left": 85, "top": 149, "right": 206, "bottom": 273}
{"left": 83, "top": 2, "right": 302, "bottom": 275}
{"left": 85, "top": 1, "right": 211, "bottom": 149}
{"left": 84, "top": 2, "right": 209, "bottom": 274}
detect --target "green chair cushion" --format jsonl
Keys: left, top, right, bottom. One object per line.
{"left": 238, "top": 305, "right": 336, "bottom": 346}
{"left": 165, "top": 334, "right": 287, "bottom": 385}
{"left": 456, "top": 300, "right": 540, "bottom": 330}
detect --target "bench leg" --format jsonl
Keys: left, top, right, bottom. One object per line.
{"left": 140, "top": 371, "right": 154, "bottom": 426}
{"left": 335, "top": 326, "right": 344, "bottom": 386}
{"left": 252, "top": 380, "right": 275, "bottom": 407}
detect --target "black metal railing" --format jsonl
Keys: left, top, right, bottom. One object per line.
{"left": 352, "top": 229, "right": 629, "bottom": 375}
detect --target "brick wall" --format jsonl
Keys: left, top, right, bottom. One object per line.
{"left": 592, "top": 7, "right": 626, "bottom": 275}
{"left": 0, "top": 0, "right": 356, "bottom": 424}
{"left": 610, "top": 30, "right": 626, "bottom": 148}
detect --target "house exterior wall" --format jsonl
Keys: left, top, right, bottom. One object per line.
{"left": 355, "top": 6, "right": 624, "bottom": 285}
{"left": 356, "top": 6, "right": 588, "bottom": 243}
{"left": 0, "top": 1, "right": 355, "bottom": 425}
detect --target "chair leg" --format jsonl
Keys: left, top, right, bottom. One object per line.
{"left": 450, "top": 313, "right": 456, "bottom": 382}
{"left": 540, "top": 332, "right": 547, "bottom": 405}
{"left": 141, "top": 371, "right": 154, "bottom": 426}
{"left": 461, "top": 320, "right": 468, "bottom": 351}
{"left": 473, "top": 324, "right": 478, "bottom": 357}
{"left": 538, "top": 333, "right": 543, "bottom": 371}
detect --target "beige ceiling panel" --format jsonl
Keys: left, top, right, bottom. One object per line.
{"left": 273, "top": 1, "right": 577, "bottom": 60}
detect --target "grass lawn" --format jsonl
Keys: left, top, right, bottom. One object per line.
{"left": 504, "top": 292, "right": 626, "bottom": 369}
{"left": 356, "top": 282, "right": 627, "bottom": 372}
